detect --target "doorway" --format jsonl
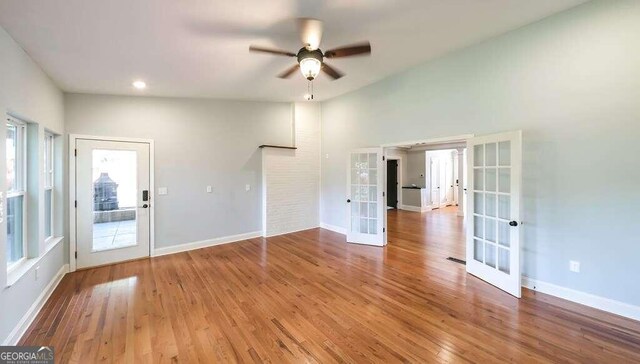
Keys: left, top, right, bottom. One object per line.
{"left": 386, "top": 159, "right": 399, "bottom": 209}
{"left": 70, "top": 136, "right": 154, "bottom": 270}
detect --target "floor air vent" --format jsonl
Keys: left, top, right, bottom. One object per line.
{"left": 446, "top": 257, "right": 466, "bottom": 265}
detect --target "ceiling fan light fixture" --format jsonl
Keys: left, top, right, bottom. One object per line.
{"left": 299, "top": 57, "right": 321, "bottom": 80}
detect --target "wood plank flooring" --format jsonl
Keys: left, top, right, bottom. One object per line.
{"left": 20, "top": 207, "right": 640, "bottom": 363}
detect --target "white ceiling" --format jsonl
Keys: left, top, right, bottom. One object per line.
{"left": 0, "top": 0, "right": 587, "bottom": 101}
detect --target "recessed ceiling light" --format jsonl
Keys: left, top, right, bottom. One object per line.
{"left": 132, "top": 80, "right": 146, "bottom": 90}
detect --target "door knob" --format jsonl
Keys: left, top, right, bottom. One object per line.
{"left": 509, "top": 221, "right": 518, "bottom": 227}
{"left": 347, "top": 199, "right": 351, "bottom": 203}
{"left": 139, "top": 204, "right": 149, "bottom": 209}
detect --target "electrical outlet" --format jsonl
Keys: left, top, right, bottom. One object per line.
{"left": 206, "top": 186, "right": 212, "bottom": 193}
{"left": 245, "top": 184, "right": 251, "bottom": 192}
{"left": 569, "top": 260, "right": 580, "bottom": 273}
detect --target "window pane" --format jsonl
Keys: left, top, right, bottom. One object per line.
{"left": 45, "top": 189, "right": 52, "bottom": 238}
{"left": 6, "top": 123, "right": 17, "bottom": 191}
{"left": 92, "top": 149, "right": 138, "bottom": 251}
{"left": 7, "top": 195, "right": 24, "bottom": 265}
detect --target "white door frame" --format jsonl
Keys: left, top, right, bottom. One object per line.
{"left": 380, "top": 134, "right": 473, "bottom": 237}
{"left": 68, "top": 134, "right": 155, "bottom": 272}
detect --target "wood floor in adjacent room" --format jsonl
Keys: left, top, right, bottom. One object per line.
{"left": 21, "top": 207, "right": 640, "bottom": 363}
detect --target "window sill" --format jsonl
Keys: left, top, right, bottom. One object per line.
{"left": 6, "top": 236, "right": 64, "bottom": 288}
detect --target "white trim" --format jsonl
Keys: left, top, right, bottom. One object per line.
{"left": 68, "top": 134, "right": 155, "bottom": 272}
{"left": 3, "top": 263, "right": 69, "bottom": 345}
{"left": 380, "top": 134, "right": 474, "bottom": 148}
{"left": 153, "top": 231, "right": 262, "bottom": 257}
{"left": 522, "top": 277, "right": 640, "bottom": 322}
{"left": 320, "top": 222, "right": 346, "bottom": 235}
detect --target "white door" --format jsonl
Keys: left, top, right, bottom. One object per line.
{"left": 76, "top": 139, "right": 151, "bottom": 269}
{"left": 444, "top": 155, "right": 454, "bottom": 205}
{"left": 346, "top": 148, "right": 385, "bottom": 246}
{"left": 429, "top": 157, "right": 440, "bottom": 208}
{"left": 466, "top": 131, "right": 522, "bottom": 297}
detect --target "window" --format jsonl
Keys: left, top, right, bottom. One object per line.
{"left": 44, "top": 132, "right": 54, "bottom": 241}
{"left": 6, "top": 118, "right": 27, "bottom": 271}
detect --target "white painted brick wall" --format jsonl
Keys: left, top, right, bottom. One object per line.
{"left": 262, "top": 103, "right": 320, "bottom": 237}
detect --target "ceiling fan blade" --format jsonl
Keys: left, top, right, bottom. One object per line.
{"left": 297, "top": 18, "right": 323, "bottom": 50}
{"left": 324, "top": 42, "right": 371, "bottom": 58}
{"left": 249, "top": 45, "right": 296, "bottom": 57}
{"left": 278, "top": 64, "right": 300, "bottom": 79}
{"left": 322, "top": 63, "right": 344, "bottom": 80}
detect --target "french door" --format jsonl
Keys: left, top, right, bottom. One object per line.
{"left": 346, "top": 148, "right": 386, "bottom": 246}
{"left": 466, "top": 131, "right": 522, "bottom": 297}
{"left": 75, "top": 139, "right": 151, "bottom": 269}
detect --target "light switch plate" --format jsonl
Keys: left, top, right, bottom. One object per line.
{"left": 245, "top": 184, "right": 251, "bottom": 192}
{"left": 158, "top": 187, "right": 168, "bottom": 195}
{"left": 206, "top": 186, "right": 212, "bottom": 193}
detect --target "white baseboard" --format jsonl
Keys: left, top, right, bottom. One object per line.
{"left": 320, "top": 222, "right": 346, "bottom": 235}
{"left": 3, "top": 264, "right": 69, "bottom": 345}
{"left": 398, "top": 204, "right": 430, "bottom": 213}
{"left": 153, "top": 231, "right": 262, "bottom": 257}
{"left": 522, "top": 276, "right": 640, "bottom": 321}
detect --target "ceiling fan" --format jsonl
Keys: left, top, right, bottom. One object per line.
{"left": 249, "top": 18, "right": 371, "bottom": 81}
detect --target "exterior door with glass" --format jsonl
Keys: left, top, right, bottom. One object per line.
{"left": 346, "top": 148, "right": 385, "bottom": 246}
{"left": 75, "top": 139, "right": 151, "bottom": 269}
{"left": 466, "top": 131, "right": 522, "bottom": 297}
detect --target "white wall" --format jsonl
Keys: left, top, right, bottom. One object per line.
{"left": 320, "top": 0, "right": 640, "bottom": 306}
{"left": 262, "top": 103, "right": 320, "bottom": 236}
{"left": 0, "top": 25, "right": 66, "bottom": 343}
{"left": 65, "top": 94, "right": 292, "bottom": 249}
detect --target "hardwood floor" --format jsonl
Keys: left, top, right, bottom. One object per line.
{"left": 21, "top": 207, "right": 640, "bottom": 363}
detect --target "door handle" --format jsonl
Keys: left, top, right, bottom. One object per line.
{"left": 139, "top": 204, "right": 149, "bottom": 209}
{"left": 347, "top": 199, "right": 351, "bottom": 203}
{"left": 509, "top": 221, "right": 518, "bottom": 227}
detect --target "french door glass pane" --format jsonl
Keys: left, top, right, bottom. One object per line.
{"left": 498, "top": 248, "right": 510, "bottom": 274}
{"left": 498, "top": 221, "right": 511, "bottom": 247}
{"left": 485, "top": 243, "right": 497, "bottom": 268}
{"left": 92, "top": 150, "right": 138, "bottom": 251}
{"left": 485, "top": 168, "right": 496, "bottom": 192}
{"left": 498, "top": 195, "right": 510, "bottom": 220}
{"left": 499, "top": 141, "right": 511, "bottom": 166}
{"left": 473, "top": 145, "right": 484, "bottom": 166}
{"left": 485, "top": 143, "right": 497, "bottom": 166}
{"left": 474, "top": 193, "right": 484, "bottom": 214}
{"left": 350, "top": 152, "right": 378, "bottom": 235}
{"left": 474, "top": 169, "right": 484, "bottom": 190}
{"left": 499, "top": 168, "right": 511, "bottom": 193}
{"left": 6, "top": 195, "right": 24, "bottom": 265}
{"left": 485, "top": 193, "right": 496, "bottom": 217}
{"left": 45, "top": 189, "right": 52, "bottom": 238}
{"left": 474, "top": 216, "right": 484, "bottom": 239}
{"left": 474, "top": 239, "right": 483, "bottom": 262}
{"left": 485, "top": 218, "right": 497, "bottom": 243}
